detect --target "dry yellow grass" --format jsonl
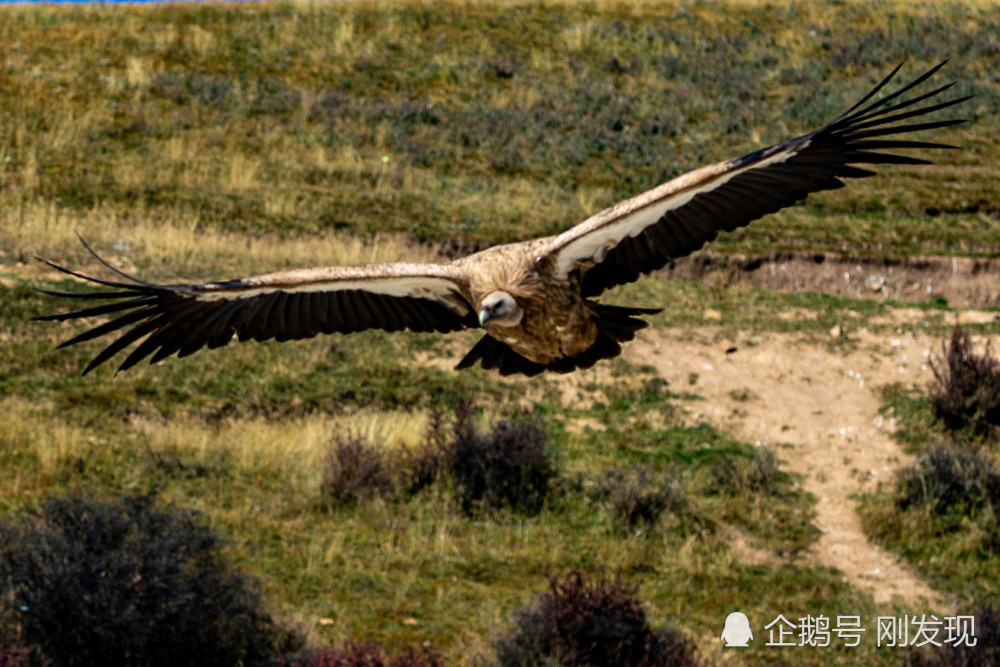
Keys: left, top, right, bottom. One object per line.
{"left": 0, "top": 399, "right": 83, "bottom": 490}
{"left": 135, "top": 408, "right": 433, "bottom": 478}
{"left": 1, "top": 394, "right": 437, "bottom": 492}
{"left": 2, "top": 203, "right": 438, "bottom": 281}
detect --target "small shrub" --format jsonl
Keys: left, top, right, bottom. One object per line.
{"left": 281, "top": 641, "right": 445, "bottom": 667}
{"left": 321, "top": 434, "right": 393, "bottom": 506}
{"left": 484, "top": 57, "right": 518, "bottom": 79}
{"left": 0, "top": 495, "right": 294, "bottom": 667}
{"left": 0, "top": 614, "right": 46, "bottom": 667}
{"left": 493, "top": 571, "right": 700, "bottom": 667}
{"left": 929, "top": 326, "right": 1000, "bottom": 438}
{"left": 397, "top": 405, "right": 451, "bottom": 496}
{"left": 728, "top": 387, "right": 758, "bottom": 403}
{"left": 905, "top": 604, "right": 1000, "bottom": 666}
{"left": 594, "top": 466, "right": 704, "bottom": 533}
{"left": 0, "top": 634, "right": 39, "bottom": 667}
{"left": 450, "top": 418, "right": 557, "bottom": 516}
{"left": 894, "top": 443, "right": 1000, "bottom": 530}
{"left": 709, "top": 446, "right": 783, "bottom": 496}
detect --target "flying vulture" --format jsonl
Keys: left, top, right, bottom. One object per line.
{"left": 39, "top": 62, "right": 968, "bottom": 377}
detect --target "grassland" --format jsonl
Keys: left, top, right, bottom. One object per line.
{"left": 1, "top": 0, "right": 999, "bottom": 665}
{"left": 1, "top": 0, "right": 998, "bottom": 271}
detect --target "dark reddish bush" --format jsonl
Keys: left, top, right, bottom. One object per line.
{"left": 709, "top": 446, "right": 783, "bottom": 496}
{"left": 894, "top": 443, "right": 1000, "bottom": 531}
{"left": 593, "top": 465, "right": 700, "bottom": 532}
{"left": 905, "top": 604, "right": 1000, "bottom": 666}
{"left": 0, "top": 615, "right": 46, "bottom": 666}
{"left": 493, "top": 571, "right": 700, "bottom": 667}
{"left": 0, "top": 495, "right": 295, "bottom": 667}
{"left": 450, "top": 417, "right": 557, "bottom": 516}
{"left": 930, "top": 326, "right": 1000, "bottom": 438}
{"left": 321, "top": 434, "right": 393, "bottom": 506}
{"left": 320, "top": 403, "right": 556, "bottom": 513}
{"left": 0, "top": 637, "right": 40, "bottom": 667}
{"left": 398, "top": 405, "right": 451, "bottom": 496}
{"left": 280, "top": 641, "right": 445, "bottom": 667}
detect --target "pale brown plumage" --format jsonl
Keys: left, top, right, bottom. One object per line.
{"left": 38, "top": 63, "right": 968, "bottom": 377}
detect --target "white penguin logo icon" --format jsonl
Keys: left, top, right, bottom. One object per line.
{"left": 721, "top": 611, "right": 753, "bottom": 647}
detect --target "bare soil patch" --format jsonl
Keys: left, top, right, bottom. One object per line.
{"left": 627, "top": 322, "right": 954, "bottom": 608}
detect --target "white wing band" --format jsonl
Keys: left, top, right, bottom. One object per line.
{"left": 552, "top": 142, "right": 805, "bottom": 280}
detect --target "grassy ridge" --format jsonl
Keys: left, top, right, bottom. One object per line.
{"left": 1, "top": 0, "right": 997, "bottom": 272}
{"left": 2, "top": 1, "right": 999, "bottom": 664}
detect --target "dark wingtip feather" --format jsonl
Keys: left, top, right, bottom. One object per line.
{"left": 36, "top": 256, "right": 139, "bottom": 291}
{"left": 34, "top": 297, "right": 157, "bottom": 324}
{"left": 75, "top": 233, "right": 154, "bottom": 287}
{"left": 836, "top": 60, "right": 952, "bottom": 125}
{"left": 35, "top": 288, "right": 140, "bottom": 300}
{"left": 832, "top": 61, "right": 907, "bottom": 121}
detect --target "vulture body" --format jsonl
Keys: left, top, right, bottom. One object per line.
{"left": 39, "top": 63, "right": 968, "bottom": 377}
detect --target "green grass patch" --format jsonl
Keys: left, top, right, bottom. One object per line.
{"left": 878, "top": 382, "right": 949, "bottom": 451}
{"left": 860, "top": 381, "right": 1000, "bottom": 607}
{"left": 1, "top": 0, "right": 997, "bottom": 263}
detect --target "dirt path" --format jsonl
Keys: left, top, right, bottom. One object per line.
{"left": 627, "top": 320, "right": 954, "bottom": 609}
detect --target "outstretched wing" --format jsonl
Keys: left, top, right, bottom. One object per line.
{"left": 544, "top": 62, "right": 969, "bottom": 297}
{"left": 37, "top": 240, "right": 477, "bottom": 374}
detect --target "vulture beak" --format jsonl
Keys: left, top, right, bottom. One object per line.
{"left": 478, "top": 307, "right": 491, "bottom": 327}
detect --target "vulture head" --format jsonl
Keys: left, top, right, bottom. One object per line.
{"left": 478, "top": 291, "right": 523, "bottom": 328}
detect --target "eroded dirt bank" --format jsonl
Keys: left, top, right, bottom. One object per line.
{"left": 661, "top": 251, "right": 1000, "bottom": 308}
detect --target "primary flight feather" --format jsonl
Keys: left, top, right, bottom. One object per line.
{"left": 39, "top": 62, "right": 968, "bottom": 377}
